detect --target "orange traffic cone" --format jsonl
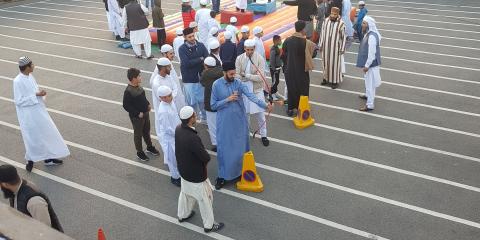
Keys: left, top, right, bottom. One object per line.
{"left": 236, "top": 151, "right": 264, "bottom": 192}
{"left": 98, "top": 228, "right": 106, "bottom": 240}
{"left": 293, "top": 95, "right": 315, "bottom": 129}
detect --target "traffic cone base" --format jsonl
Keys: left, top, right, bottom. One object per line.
{"left": 293, "top": 95, "right": 315, "bottom": 129}
{"left": 98, "top": 228, "right": 106, "bottom": 240}
{"left": 236, "top": 151, "right": 264, "bottom": 192}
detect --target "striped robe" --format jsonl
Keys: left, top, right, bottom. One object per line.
{"left": 319, "top": 18, "right": 346, "bottom": 84}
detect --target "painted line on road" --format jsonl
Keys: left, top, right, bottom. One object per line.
{"left": 36, "top": 1, "right": 106, "bottom": 10}
{"left": 0, "top": 121, "right": 388, "bottom": 240}
{"left": 376, "top": 9, "right": 480, "bottom": 21}
{"left": 0, "top": 155, "right": 234, "bottom": 240}
{"left": 371, "top": 3, "right": 480, "bottom": 15}
{"left": 376, "top": 20, "right": 480, "bottom": 34}
{"left": 1, "top": 83, "right": 479, "bottom": 196}
{"left": 369, "top": 0, "right": 480, "bottom": 9}
{"left": 0, "top": 25, "right": 117, "bottom": 42}
{"left": 0, "top": 16, "right": 109, "bottom": 32}
{"left": 17, "top": 5, "right": 107, "bottom": 17}
{"left": 0, "top": 9, "right": 107, "bottom": 23}
{"left": 380, "top": 28, "right": 480, "bottom": 44}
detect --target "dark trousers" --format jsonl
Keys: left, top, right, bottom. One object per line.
{"left": 157, "top": 29, "right": 166, "bottom": 49}
{"left": 270, "top": 68, "right": 280, "bottom": 94}
{"left": 129, "top": 112, "right": 153, "bottom": 152}
{"left": 212, "top": 0, "right": 220, "bottom": 12}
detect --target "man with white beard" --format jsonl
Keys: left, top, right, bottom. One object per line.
{"left": 13, "top": 57, "right": 70, "bottom": 172}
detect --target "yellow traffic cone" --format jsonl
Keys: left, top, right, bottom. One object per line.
{"left": 236, "top": 151, "right": 264, "bottom": 192}
{"left": 293, "top": 95, "right": 315, "bottom": 129}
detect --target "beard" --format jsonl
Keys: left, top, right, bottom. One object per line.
{"left": 1, "top": 186, "right": 14, "bottom": 199}
{"left": 225, "top": 75, "right": 235, "bottom": 82}
{"left": 330, "top": 16, "right": 338, "bottom": 21}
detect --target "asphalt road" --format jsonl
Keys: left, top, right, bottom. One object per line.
{"left": 0, "top": 0, "right": 479, "bottom": 239}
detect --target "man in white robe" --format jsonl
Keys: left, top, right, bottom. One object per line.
{"left": 151, "top": 58, "right": 186, "bottom": 114}
{"left": 13, "top": 57, "right": 70, "bottom": 172}
{"left": 236, "top": 0, "right": 247, "bottom": 12}
{"left": 156, "top": 86, "right": 181, "bottom": 186}
{"left": 225, "top": 17, "right": 239, "bottom": 43}
{"left": 195, "top": 0, "right": 212, "bottom": 44}
{"left": 199, "top": 10, "right": 221, "bottom": 45}
{"left": 252, "top": 26, "right": 266, "bottom": 61}
{"left": 107, "top": 0, "right": 126, "bottom": 40}
{"left": 159, "top": 45, "right": 186, "bottom": 108}
{"left": 356, "top": 16, "right": 382, "bottom": 111}
{"left": 173, "top": 28, "right": 185, "bottom": 63}
{"left": 122, "top": 0, "right": 153, "bottom": 59}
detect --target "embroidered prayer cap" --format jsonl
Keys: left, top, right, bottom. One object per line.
{"left": 331, "top": 7, "right": 340, "bottom": 14}
{"left": 222, "top": 61, "right": 236, "bottom": 71}
{"left": 240, "top": 25, "right": 249, "bottom": 33}
{"left": 160, "top": 44, "right": 174, "bottom": 53}
{"left": 204, "top": 56, "right": 216, "bottom": 67}
{"left": 176, "top": 28, "right": 184, "bottom": 36}
{"left": 189, "top": 22, "right": 198, "bottom": 28}
{"left": 183, "top": 27, "right": 195, "bottom": 36}
{"left": 157, "top": 85, "right": 172, "bottom": 97}
{"left": 0, "top": 164, "right": 19, "bottom": 183}
{"left": 208, "top": 39, "right": 220, "bottom": 50}
{"left": 209, "top": 27, "right": 219, "bottom": 35}
{"left": 252, "top": 26, "right": 263, "bottom": 35}
{"left": 18, "top": 56, "right": 32, "bottom": 67}
{"left": 157, "top": 57, "right": 171, "bottom": 66}
{"left": 244, "top": 39, "right": 255, "bottom": 48}
{"left": 224, "top": 31, "right": 233, "bottom": 40}
{"left": 179, "top": 106, "right": 194, "bottom": 120}
{"left": 230, "top": 17, "right": 237, "bottom": 23}
{"left": 358, "top": 1, "right": 365, "bottom": 6}
{"left": 200, "top": 0, "right": 208, "bottom": 6}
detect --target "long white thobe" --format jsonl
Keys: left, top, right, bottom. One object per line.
{"left": 236, "top": 0, "right": 247, "bottom": 9}
{"left": 13, "top": 73, "right": 70, "bottom": 162}
{"left": 364, "top": 34, "right": 381, "bottom": 109}
{"left": 173, "top": 36, "right": 185, "bottom": 62}
{"left": 152, "top": 73, "right": 186, "bottom": 113}
{"left": 253, "top": 36, "right": 266, "bottom": 61}
{"left": 107, "top": 0, "right": 125, "bottom": 38}
{"left": 342, "top": 0, "right": 354, "bottom": 37}
{"left": 225, "top": 24, "right": 239, "bottom": 43}
{"left": 122, "top": 4, "right": 151, "bottom": 45}
{"left": 156, "top": 101, "right": 181, "bottom": 179}
{"left": 197, "top": 10, "right": 218, "bottom": 44}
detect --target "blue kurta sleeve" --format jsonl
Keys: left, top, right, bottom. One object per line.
{"left": 239, "top": 82, "right": 267, "bottom": 109}
{"left": 210, "top": 81, "right": 230, "bottom": 111}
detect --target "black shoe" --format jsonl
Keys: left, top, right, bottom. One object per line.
{"left": 26, "top": 161, "right": 33, "bottom": 172}
{"left": 171, "top": 177, "right": 181, "bottom": 187}
{"left": 146, "top": 146, "right": 160, "bottom": 156}
{"left": 137, "top": 151, "right": 150, "bottom": 161}
{"left": 146, "top": 55, "right": 154, "bottom": 59}
{"left": 178, "top": 210, "right": 195, "bottom": 223}
{"left": 286, "top": 109, "right": 294, "bottom": 117}
{"left": 215, "top": 178, "right": 225, "bottom": 190}
{"left": 44, "top": 159, "right": 63, "bottom": 166}
{"left": 331, "top": 83, "right": 338, "bottom": 89}
{"left": 204, "top": 222, "right": 225, "bottom": 233}
{"left": 359, "top": 95, "right": 367, "bottom": 100}
{"left": 321, "top": 79, "right": 328, "bottom": 85}
{"left": 135, "top": 55, "right": 142, "bottom": 59}
{"left": 115, "top": 35, "right": 121, "bottom": 40}
{"left": 359, "top": 106, "right": 374, "bottom": 112}
{"left": 261, "top": 137, "right": 269, "bottom": 146}
{"left": 120, "top": 37, "right": 130, "bottom": 41}
{"left": 211, "top": 146, "right": 217, "bottom": 152}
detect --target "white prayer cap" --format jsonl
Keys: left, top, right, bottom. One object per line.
{"left": 208, "top": 39, "right": 220, "bottom": 50}
{"left": 204, "top": 56, "right": 216, "bottom": 67}
{"left": 358, "top": 1, "right": 365, "bottom": 5}
{"left": 252, "top": 26, "right": 263, "bottom": 35}
{"left": 363, "top": 16, "right": 382, "bottom": 41}
{"left": 176, "top": 28, "right": 184, "bottom": 35}
{"left": 200, "top": 0, "right": 208, "bottom": 5}
{"left": 157, "top": 85, "right": 172, "bottom": 97}
{"left": 224, "top": 31, "right": 233, "bottom": 39}
{"left": 179, "top": 106, "right": 194, "bottom": 120}
{"left": 244, "top": 39, "right": 255, "bottom": 48}
{"left": 189, "top": 22, "right": 198, "bottom": 28}
{"left": 209, "top": 27, "right": 219, "bottom": 35}
{"left": 160, "top": 44, "right": 173, "bottom": 53}
{"left": 157, "top": 57, "right": 171, "bottom": 66}
{"left": 230, "top": 16, "right": 237, "bottom": 23}
{"left": 240, "top": 25, "right": 249, "bottom": 33}
{"left": 18, "top": 56, "right": 32, "bottom": 67}
{"left": 182, "top": 0, "right": 190, "bottom": 3}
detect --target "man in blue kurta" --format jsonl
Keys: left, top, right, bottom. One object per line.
{"left": 210, "top": 62, "right": 272, "bottom": 190}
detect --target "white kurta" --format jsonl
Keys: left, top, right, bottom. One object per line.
{"left": 152, "top": 73, "right": 186, "bottom": 113}
{"left": 156, "top": 101, "right": 181, "bottom": 179}
{"left": 364, "top": 34, "right": 381, "bottom": 109}
{"left": 199, "top": 17, "right": 220, "bottom": 45}
{"left": 173, "top": 36, "right": 185, "bottom": 62}
{"left": 13, "top": 73, "right": 70, "bottom": 162}
{"left": 342, "top": 0, "right": 354, "bottom": 37}
{"left": 107, "top": 0, "right": 125, "bottom": 38}
{"left": 122, "top": 4, "right": 151, "bottom": 45}
{"left": 236, "top": 0, "right": 247, "bottom": 9}
{"left": 225, "top": 24, "right": 239, "bottom": 43}
{"left": 253, "top": 36, "right": 266, "bottom": 61}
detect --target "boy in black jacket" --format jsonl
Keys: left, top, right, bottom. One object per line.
{"left": 269, "top": 35, "right": 283, "bottom": 101}
{"left": 122, "top": 68, "right": 160, "bottom": 161}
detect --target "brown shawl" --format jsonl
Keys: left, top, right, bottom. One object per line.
{"left": 292, "top": 32, "right": 316, "bottom": 71}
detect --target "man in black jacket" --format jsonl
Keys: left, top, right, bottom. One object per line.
{"left": 283, "top": 0, "right": 318, "bottom": 40}
{"left": 0, "top": 164, "right": 63, "bottom": 232}
{"left": 175, "top": 106, "right": 224, "bottom": 233}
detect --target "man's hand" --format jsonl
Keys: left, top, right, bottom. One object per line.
{"left": 36, "top": 90, "right": 47, "bottom": 96}
{"left": 138, "top": 112, "right": 144, "bottom": 118}
{"left": 227, "top": 93, "right": 238, "bottom": 102}
{"left": 363, "top": 67, "right": 369, "bottom": 73}
{"left": 147, "top": 104, "right": 151, "bottom": 111}
{"left": 266, "top": 102, "right": 273, "bottom": 112}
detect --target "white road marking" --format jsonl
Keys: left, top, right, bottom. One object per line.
{"left": 0, "top": 16, "right": 109, "bottom": 32}
{"left": 380, "top": 28, "right": 480, "bottom": 44}
{"left": 375, "top": 20, "right": 480, "bottom": 34}
{"left": 371, "top": 3, "right": 480, "bottom": 14}
{"left": 0, "top": 155, "right": 234, "bottom": 240}
{"left": 369, "top": 0, "right": 480, "bottom": 9}
{"left": 0, "top": 9, "right": 107, "bottom": 23}
{"left": 376, "top": 9, "right": 480, "bottom": 21}
{"left": 37, "top": 1, "right": 106, "bottom": 10}
{"left": 17, "top": 5, "right": 107, "bottom": 17}
{"left": 0, "top": 122, "right": 389, "bottom": 240}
